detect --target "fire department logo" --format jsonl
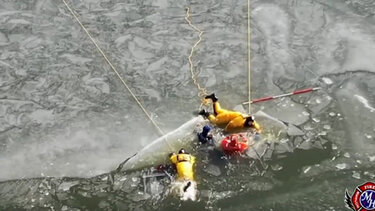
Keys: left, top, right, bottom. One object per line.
{"left": 346, "top": 182, "right": 375, "bottom": 211}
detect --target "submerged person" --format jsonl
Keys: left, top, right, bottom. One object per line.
{"left": 169, "top": 148, "right": 197, "bottom": 201}
{"left": 199, "top": 93, "right": 261, "bottom": 133}
{"left": 197, "top": 125, "right": 214, "bottom": 144}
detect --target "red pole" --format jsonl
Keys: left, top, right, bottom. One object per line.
{"left": 243, "top": 87, "right": 321, "bottom": 105}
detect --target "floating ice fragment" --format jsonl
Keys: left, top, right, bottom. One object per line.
{"left": 318, "top": 131, "right": 327, "bottom": 136}
{"left": 312, "top": 118, "right": 320, "bottom": 123}
{"left": 344, "top": 152, "right": 350, "bottom": 158}
{"left": 315, "top": 99, "right": 321, "bottom": 104}
{"left": 322, "top": 77, "right": 333, "bottom": 85}
{"left": 280, "top": 138, "right": 289, "bottom": 143}
{"left": 58, "top": 181, "right": 79, "bottom": 191}
{"left": 271, "top": 164, "right": 283, "bottom": 171}
{"left": 323, "top": 125, "right": 331, "bottom": 130}
{"left": 332, "top": 143, "right": 338, "bottom": 150}
{"left": 335, "top": 163, "right": 347, "bottom": 170}
{"left": 302, "top": 111, "right": 310, "bottom": 116}
{"left": 369, "top": 156, "right": 375, "bottom": 162}
{"left": 303, "top": 166, "right": 311, "bottom": 174}
{"left": 354, "top": 95, "right": 375, "bottom": 112}
{"left": 365, "top": 134, "right": 372, "bottom": 139}
{"left": 203, "top": 164, "right": 221, "bottom": 176}
{"left": 364, "top": 171, "right": 375, "bottom": 179}
{"left": 329, "top": 112, "right": 336, "bottom": 116}
{"left": 352, "top": 172, "right": 360, "bottom": 180}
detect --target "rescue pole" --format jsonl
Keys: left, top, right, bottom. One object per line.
{"left": 242, "top": 87, "right": 321, "bottom": 105}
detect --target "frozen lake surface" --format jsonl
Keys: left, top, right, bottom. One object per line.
{"left": 0, "top": 0, "right": 374, "bottom": 210}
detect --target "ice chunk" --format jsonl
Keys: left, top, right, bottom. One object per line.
{"left": 303, "top": 166, "right": 311, "bottom": 174}
{"left": 354, "top": 95, "right": 375, "bottom": 112}
{"left": 58, "top": 181, "right": 79, "bottom": 191}
{"left": 60, "top": 54, "right": 92, "bottom": 65}
{"left": 335, "top": 163, "right": 347, "bottom": 170}
{"left": 352, "top": 171, "right": 360, "bottom": 180}
{"left": 332, "top": 143, "right": 338, "bottom": 150}
{"left": 318, "top": 131, "right": 327, "bottom": 136}
{"left": 271, "top": 164, "right": 283, "bottom": 171}
{"left": 322, "top": 77, "right": 333, "bottom": 85}
{"left": 287, "top": 124, "right": 305, "bottom": 136}
{"left": 149, "top": 180, "right": 163, "bottom": 195}
{"left": 298, "top": 140, "right": 312, "bottom": 150}
{"left": 312, "top": 118, "right": 320, "bottom": 123}
{"left": 203, "top": 164, "right": 221, "bottom": 177}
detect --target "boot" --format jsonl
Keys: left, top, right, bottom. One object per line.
{"left": 204, "top": 93, "right": 218, "bottom": 102}
{"left": 198, "top": 109, "right": 209, "bottom": 118}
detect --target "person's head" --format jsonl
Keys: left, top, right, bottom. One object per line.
{"left": 244, "top": 116, "right": 255, "bottom": 127}
{"left": 179, "top": 148, "right": 187, "bottom": 154}
{"left": 202, "top": 125, "right": 211, "bottom": 134}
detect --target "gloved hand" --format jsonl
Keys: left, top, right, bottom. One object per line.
{"left": 198, "top": 109, "right": 209, "bottom": 118}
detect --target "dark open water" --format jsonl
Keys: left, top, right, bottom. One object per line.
{"left": 0, "top": 0, "right": 374, "bottom": 210}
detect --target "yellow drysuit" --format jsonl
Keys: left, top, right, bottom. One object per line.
{"left": 170, "top": 153, "right": 196, "bottom": 181}
{"left": 207, "top": 102, "right": 261, "bottom": 132}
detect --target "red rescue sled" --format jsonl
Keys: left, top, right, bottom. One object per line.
{"left": 220, "top": 133, "right": 249, "bottom": 155}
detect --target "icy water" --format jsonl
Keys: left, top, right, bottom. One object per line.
{"left": 0, "top": 0, "right": 375, "bottom": 210}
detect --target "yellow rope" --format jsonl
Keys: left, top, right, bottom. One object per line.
{"left": 246, "top": 0, "right": 266, "bottom": 170}
{"left": 61, "top": 0, "right": 166, "bottom": 138}
{"left": 185, "top": 7, "right": 208, "bottom": 103}
{"left": 247, "top": 0, "right": 252, "bottom": 114}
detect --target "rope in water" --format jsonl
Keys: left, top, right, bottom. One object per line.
{"left": 246, "top": 0, "right": 267, "bottom": 170}
{"left": 61, "top": 0, "right": 166, "bottom": 137}
{"left": 185, "top": 7, "right": 209, "bottom": 103}
{"left": 247, "top": 0, "right": 252, "bottom": 114}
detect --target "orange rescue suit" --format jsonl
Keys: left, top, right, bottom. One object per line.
{"left": 170, "top": 153, "right": 196, "bottom": 181}
{"left": 207, "top": 102, "right": 261, "bottom": 132}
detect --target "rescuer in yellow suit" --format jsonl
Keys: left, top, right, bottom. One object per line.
{"left": 170, "top": 148, "right": 196, "bottom": 181}
{"left": 169, "top": 148, "right": 197, "bottom": 201}
{"left": 199, "top": 93, "right": 261, "bottom": 133}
